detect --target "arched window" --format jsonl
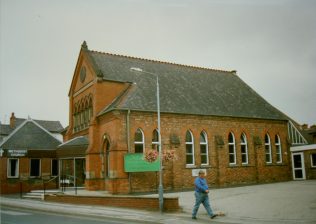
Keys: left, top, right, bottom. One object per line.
{"left": 88, "top": 97, "right": 93, "bottom": 122}
{"left": 152, "top": 129, "right": 160, "bottom": 151}
{"left": 73, "top": 103, "right": 79, "bottom": 132}
{"left": 84, "top": 101, "right": 88, "bottom": 128}
{"left": 185, "top": 130, "right": 195, "bottom": 165}
{"left": 200, "top": 131, "right": 209, "bottom": 165}
{"left": 265, "top": 133, "right": 272, "bottom": 163}
{"left": 240, "top": 133, "right": 248, "bottom": 165}
{"left": 73, "top": 95, "right": 93, "bottom": 133}
{"left": 134, "top": 128, "right": 144, "bottom": 153}
{"left": 275, "top": 135, "right": 282, "bottom": 163}
{"left": 104, "top": 138, "right": 110, "bottom": 178}
{"left": 72, "top": 104, "right": 77, "bottom": 132}
{"left": 228, "top": 132, "right": 236, "bottom": 165}
{"left": 80, "top": 102, "right": 84, "bottom": 128}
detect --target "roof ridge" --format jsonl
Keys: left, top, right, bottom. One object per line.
{"left": 88, "top": 49, "right": 235, "bottom": 74}
{"left": 12, "top": 117, "right": 61, "bottom": 123}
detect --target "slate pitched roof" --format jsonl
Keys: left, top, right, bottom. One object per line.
{"left": 0, "top": 118, "right": 63, "bottom": 139}
{"left": 0, "top": 119, "right": 62, "bottom": 150}
{"left": 58, "top": 136, "right": 89, "bottom": 149}
{"left": 83, "top": 46, "right": 287, "bottom": 121}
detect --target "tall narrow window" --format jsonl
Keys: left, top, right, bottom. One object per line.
{"left": 265, "top": 134, "right": 272, "bottom": 163}
{"left": 30, "top": 159, "right": 41, "bottom": 177}
{"left": 152, "top": 129, "right": 160, "bottom": 151}
{"left": 228, "top": 132, "right": 236, "bottom": 165}
{"left": 241, "top": 133, "right": 248, "bottom": 165}
{"left": 104, "top": 139, "right": 110, "bottom": 177}
{"left": 51, "top": 159, "right": 58, "bottom": 176}
{"left": 7, "top": 158, "right": 19, "bottom": 178}
{"left": 311, "top": 154, "right": 316, "bottom": 168}
{"left": 88, "top": 97, "right": 93, "bottom": 122}
{"left": 200, "top": 131, "right": 209, "bottom": 165}
{"left": 134, "top": 128, "right": 144, "bottom": 153}
{"left": 185, "top": 130, "right": 195, "bottom": 165}
{"left": 275, "top": 135, "right": 282, "bottom": 163}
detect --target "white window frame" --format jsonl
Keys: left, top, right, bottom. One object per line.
{"left": 134, "top": 128, "right": 145, "bottom": 153}
{"left": 265, "top": 134, "right": 272, "bottom": 164}
{"left": 200, "top": 131, "right": 209, "bottom": 166}
{"left": 240, "top": 133, "right": 248, "bottom": 165}
{"left": 30, "top": 158, "right": 41, "bottom": 178}
{"left": 228, "top": 132, "right": 236, "bottom": 165}
{"left": 311, "top": 154, "right": 316, "bottom": 168}
{"left": 275, "top": 135, "right": 283, "bottom": 163}
{"left": 51, "top": 159, "right": 59, "bottom": 176}
{"left": 185, "top": 130, "right": 195, "bottom": 166}
{"left": 7, "top": 158, "right": 19, "bottom": 178}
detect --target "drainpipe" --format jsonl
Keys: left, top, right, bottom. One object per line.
{"left": 126, "top": 109, "right": 131, "bottom": 193}
{"left": 127, "top": 110, "right": 131, "bottom": 152}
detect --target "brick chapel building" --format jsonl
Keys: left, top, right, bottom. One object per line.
{"left": 61, "top": 41, "right": 308, "bottom": 194}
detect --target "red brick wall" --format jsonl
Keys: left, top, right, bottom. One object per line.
{"left": 123, "top": 112, "right": 291, "bottom": 191}
{"left": 304, "top": 149, "right": 316, "bottom": 179}
{"left": 81, "top": 109, "right": 291, "bottom": 193}
{"left": 44, "top": 194, "right": 179, "bottom": 212}
{"left": 0, "top": 157, "right": 58, "bottom": 194}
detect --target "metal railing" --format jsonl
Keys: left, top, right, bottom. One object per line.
{"left": 60, "top": 174, "right": 84, "bottom": 195}
{"left": 18, "top": 174, "right": 85, "bottom": 198}
{"left": 42, "top": 175, "right": 59, "bottom": 196}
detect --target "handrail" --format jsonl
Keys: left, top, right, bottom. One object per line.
{"left": 19, "top": 174, "right": 85, "bottom": 198}
{"left": 44, "top": 175, "right": 59, "bottom": 184}
{"left": 42, "top": 175, "right": 59, "bottom": 197}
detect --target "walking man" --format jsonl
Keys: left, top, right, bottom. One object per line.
{"left": 192, "top": 170, "right": 217, "bottom": 220}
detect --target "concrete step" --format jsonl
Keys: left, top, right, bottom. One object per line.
{"left": 23, "top": 189, "right": 61, "bottom": 200}
{"left": 30, "top": 189, "right": 61, "bottom": 194}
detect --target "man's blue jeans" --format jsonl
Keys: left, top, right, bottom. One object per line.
{"left": 192, "top": 191, "right": 214, "bottom": 218}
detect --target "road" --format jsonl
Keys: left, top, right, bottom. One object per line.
{"left": 0, "top": 205, "right": 142, "bottom": 224}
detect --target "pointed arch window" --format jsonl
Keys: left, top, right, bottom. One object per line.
{"left": 275, "top": 135, "right": 282, "bottom": 163}
{"left": 104, "top": 138, "right": 110, "bottom": 178}
{"left": 228, "top": 132, "right": 236, "bottom": 165}
{"left": 186, "top": 130, "right": 195, "bottom": 165}
{"left": 265, "top": 133, "right": 272, "bottom": 163}
{"left": 73, "top": 95, "right": 93, "bottom": 133}
{"left": 240, "top": 133, "right": 248, "bottom": 165}
{"left": 200, "top": 131, "right": 209, "bottom": 165}
{"left": 152, "top": 129, "right": 160, "bottom": 151}
{"left": 134, "top": 128, "right": 144, "bottom": 153}
{"left": 88, "top": 97, "right": 93, "bottom": 122}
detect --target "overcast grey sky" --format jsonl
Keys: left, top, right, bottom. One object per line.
{"left": 1, "top": 0, "right": 315, "bottom": 127}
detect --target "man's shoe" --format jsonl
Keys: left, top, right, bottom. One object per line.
{"left": 210, "top": 214, "right": 218, "bottom": 219}
{"left": 192, "top": 216, "right": 197, "bottom": 219}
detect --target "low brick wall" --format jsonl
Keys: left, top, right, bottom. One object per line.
{"left": 44, "top": 194, "right": 180, "bottom": 212}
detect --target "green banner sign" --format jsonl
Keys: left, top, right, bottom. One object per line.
{"left": 124, "top": 153, "right": 160, "bottom": 172}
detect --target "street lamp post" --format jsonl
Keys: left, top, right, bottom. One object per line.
{"left": 130, "top": 67, "right": 164, "bottom": 213}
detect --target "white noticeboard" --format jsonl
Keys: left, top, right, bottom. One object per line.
{"left": 192, "top": 169, "right": 207, "bottom": 177}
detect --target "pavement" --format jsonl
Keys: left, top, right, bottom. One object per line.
{"left": 1, "top": 180, "right": 316, "bottom": 224}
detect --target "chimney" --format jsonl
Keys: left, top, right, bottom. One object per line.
{"left": 10, "top": 112, "right": 16, "bottom": 128}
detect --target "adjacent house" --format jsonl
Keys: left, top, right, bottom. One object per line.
{"left": 0, "top": 113, "right": 63, "bottom": 194}
{"left": 290, "top": 125, "right": 316, "bottom": 180}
